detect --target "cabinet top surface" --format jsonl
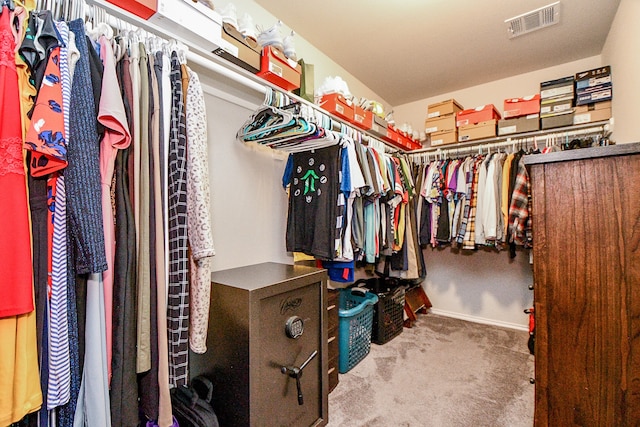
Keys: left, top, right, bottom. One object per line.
{"left": 523, "top": 142, "right": 640, "bottom": 166}
{"left": 210, "top": 262, "right": 326, "bottom": 291}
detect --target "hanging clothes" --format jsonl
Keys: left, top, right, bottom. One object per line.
{"left": 0, "top": 3, "right": 43, "bottom": 425}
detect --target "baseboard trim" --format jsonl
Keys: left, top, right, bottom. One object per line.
{"left": 428, "top": 308, "right": 528, "bottom": 332}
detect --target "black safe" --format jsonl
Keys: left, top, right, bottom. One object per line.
{"left": 190, "top": 262, "right": 328, "bottom": 427}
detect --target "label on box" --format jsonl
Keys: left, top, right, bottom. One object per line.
{"left": 553, "top": 104, "right": 572, "bottom": 113}
{"left": 354, "top": 114, "right": 364, "bottom": 123}
{"left": 456, "top": 119, "right": 469, "bottom": 127}
{"left": 540, "top": 85, "right": 573, "bottom": 99}
{"left": 500, "top": 125, "right": 517, "bottom": 134}
{"left": 576, "top": 75, "right": 612, "bottom": 89}
{"left": 268, "top": 62, "right": 283, "bottom": 78}
{"left": 425, "top": 126, "right": 439, "bottom": 133}
{"left": 526, "top": 113, "right": 540, "bottom": 119}
{"left": 432, "top": 138, "right": 444, "bottom": 145}
{"left": 575, "top": 66, "right": 611, "bottom": 80}
{"left": 577, "top": 89, "right": 612, "bottom": 104}
{"left": 590, "top": 89, "right": 612, "bottom": 101}
{"left": 427, "top": 111, "right": 440, "bottom": 119}
{"left": 573, "top": 113, "right": 592, "bottom": 125}
{"left": 336, "top": 104, "right": 344, "bottom": 114}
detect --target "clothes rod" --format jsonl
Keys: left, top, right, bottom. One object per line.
{"left": 410, "top": 120, "right": 611, "bottom": 155}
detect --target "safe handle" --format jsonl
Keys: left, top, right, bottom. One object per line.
{"left": 281, "top": 350, "right": 318, "bottom": 405}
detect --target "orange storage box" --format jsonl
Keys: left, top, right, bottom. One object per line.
{"left": 106, "top": 0, "right": 157, "bottom": 19}
{"left": 352, "top": 106, "right": 373, "bottom": 131}
{"left": 503, "top": 94, "right": 541, "bottom": 119}
{"left": 456, "top": 104, "right": 502, "bottom": 127}
{"left": 319, "top": 93, "right": 355, "bottom": 122}
{"left": 257, "top": 46, "right": 302, "bottom": 91}
{"left": 384, "top": 126, "right": 421, "bottom": 151}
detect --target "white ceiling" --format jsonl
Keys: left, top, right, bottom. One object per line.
{"left": 254, "top": 0, "right": 620, "bottom": 106}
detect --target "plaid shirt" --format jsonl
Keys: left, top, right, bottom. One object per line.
{"left": 462, "top": 157, "right": 483, "bottom": 249}
{"left": 508, "top": 159, "right": 532, "bottom": 246}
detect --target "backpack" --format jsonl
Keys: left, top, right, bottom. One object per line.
{"left": 170, "top": 375, "right": 220, "bottom": 427}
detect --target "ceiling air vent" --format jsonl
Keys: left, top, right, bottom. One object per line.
{"left": 505, "top": 1, "right": 560, "bottom": 39}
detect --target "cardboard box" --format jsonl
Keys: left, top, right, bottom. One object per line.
{"left": 498, "top": 114, "right": 540, "bottom": 135}
{"left": 541, "top": 111, "right": 574, "bottom": 130}
{"left": 573, "top": 108, "right": 611, "bottom": 125}
{"left": 574, "top": 100, "right": 611, "bottom": 114}
{"left": 576, "top": 74, "right": 612, "bottom": 90}
{"left": 213, "top": 23, "right": 261, "bottom": 73}
{"left": 318, "top": 93, "right": 354, "bottom": 122}
{"left": 575, "top": 65, "right": 611, "bottom": 82}
{"left": 503, "top": 94, "right": 540, "bottom": 118}
{"left": 576, "top": 84, "right": 612, "bottom": 105}
{"left": 149, "top": 0, "right": 225, "bottom": 52}
{"left": 458, "top": 119, "right": 497, "bottom": 142}
{"left": 425, "top": 114, "right": 457, "bottom": 134}
{"left": 540, "top": 97, "right": 573, "bottom": 117}
{"left": 456, "top": 104, "right": 501, "bottom": 127}
{"left": 106, "top": 0, "right": 157, "bottom": 19}
{"left": 573, "top": 102, "right": 612, "bottom": 125}
{"left": 352, "top": 106, "right": 373, "bottom": 131}
{"left": 430, "top": 130, "right": 458, "bottom": 147}
{"left": 257, "top": 46, "right": 302, "bottom": 91}
{"left": 540, "top": 76, "right": 574, "bottom": 99}
{"left": 427, "top": 99, "right": 463, "bottom": 119}
{"left": 369, "top": 115, "right": 388, "bottom": 138}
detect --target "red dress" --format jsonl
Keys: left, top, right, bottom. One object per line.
{"left": 0, "top": 5, "right": 34, "bottom": 317}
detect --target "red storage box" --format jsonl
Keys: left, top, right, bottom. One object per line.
{"left": 383, "top": 126, "right": 421, "bottom": 151}
{"left": 503, "top": 94, "right": 541, "bottom": 119}
{"left": 319, "top": 93, "right": 355, "bottom": 122}
{"left": 456, "top": 104, "right": 501, "bottom": 127}
{"left": 106, "top": 0, "right": 157, "bottom": 19}
{"left": 352, "top": 106, "right": 373, "bottom": 131}
{"left": 257, "top": 46, "right": 302, "bottom": 91}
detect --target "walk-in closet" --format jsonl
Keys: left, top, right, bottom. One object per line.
{"left": 1, "top": 0, "right": 638, "bottom": 426}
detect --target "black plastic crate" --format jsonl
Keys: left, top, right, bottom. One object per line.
{"left": 371, "top": 287, "right": 405, "bottom": 345}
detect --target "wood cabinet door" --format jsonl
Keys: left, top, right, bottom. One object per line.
{"left": 530, "top": 152, "right": 640, "bottom": 426}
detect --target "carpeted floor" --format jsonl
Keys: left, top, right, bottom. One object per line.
{"left": 327, "top": 313, "right": 534, "bottom": 427}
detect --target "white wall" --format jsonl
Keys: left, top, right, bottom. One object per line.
{"left": 601, "top": 0, "right": 640, "bottom": 144}
{"left": 191, "top": 67, "right": 295, "bottom": 272}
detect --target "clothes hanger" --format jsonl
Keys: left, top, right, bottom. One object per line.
{"left": 237, "top": 103, "right": 299, "bottom": 141}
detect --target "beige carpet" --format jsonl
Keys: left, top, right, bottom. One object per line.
{"left": 327, "top": 313, "right": 534, "bottom": 427}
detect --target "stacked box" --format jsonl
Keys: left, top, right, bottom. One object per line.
{"left": 458, "top": 119, "right": 497, "bottom": 142}
{"left": 456, "top": 104, "right": 501, "bottom": 127}
{"left": 573, "top": 100, "right": 612, "bottom": 125}
{"left": 575, "top": 66, "right": 612, "bottom": 106}
{"left": 498, "top": 115, "right": 540, "bottom": 135}
{"left": 425, "top": 99, "right": 463, "bottom": 146}
{"left": 540, "top": 76, "right": 574, "bottom": 129}
{"left": 499, "top": 93, "right": 540, "bottom": 135}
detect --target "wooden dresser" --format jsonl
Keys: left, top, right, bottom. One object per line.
{"left": 524, "top": 143, "right": 640, "bottom": 426}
